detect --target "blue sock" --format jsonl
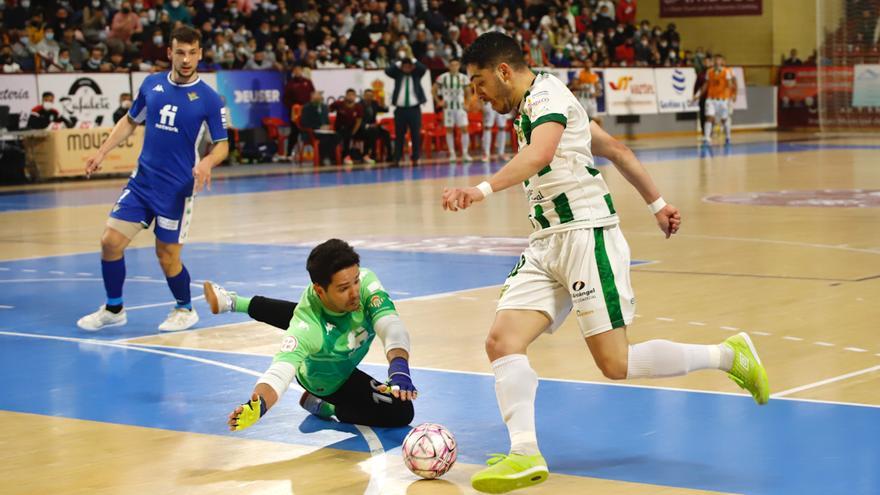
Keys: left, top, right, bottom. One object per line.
{"left": 102, "top": 257, "right": 125, "bottom": 308}
{"left": 166, "top": 265, "right": 192, "bottom": 310}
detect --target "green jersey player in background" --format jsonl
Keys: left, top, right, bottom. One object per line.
{"left": 222, "top": 239, "right": 417, "bottom": 430}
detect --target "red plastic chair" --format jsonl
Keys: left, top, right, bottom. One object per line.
{"left": 261, "top": 117, "right": 290, "bottom": 158}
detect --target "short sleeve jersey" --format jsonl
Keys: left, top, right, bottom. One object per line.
{"left": 707, "top": 67, "right": 735, "bottom": 100}
{"left": 128, "top": 72, "right": 228, "bottom": 198}
{"left": 272, "top": 268, "right": 398, "bottom": 396}
{"left": 513, "top": 72, "right": 618, "bottom": 239}
{"left": 577, "top": 70, "right": 600, "bottom": 99}
{"left": 436, "top": 71, "right": 470, "bottom": 110}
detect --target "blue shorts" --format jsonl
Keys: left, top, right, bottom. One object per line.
{"left": 109, "top": 185, "right": 194, "bottom": 244}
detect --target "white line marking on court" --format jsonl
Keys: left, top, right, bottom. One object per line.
{"left": 223, "top": 281, "right": 244, "bottom": 286}
{"left": 773, "top": 365, "right": 880, "bottom": 398}
{"left": 132, "top": 276, "right": 152, "bottom": 280}
{"left": 0, "top": 267, "right": 9, "bottom": 271}
{"left": 720, "top": 326, "right": 739, "bottom": 331}
{"left": 0, "top": 330, "right": 386, "bottom": 495}
{"left": 20, "top": 269, "right": 36, "bottom": 273}
{"left": 783, "top": 336, "right": 803, "bottom": 341}
{"left": 751, "top": 331, "right": 772, "bottom": 336}
{"left": 288, "top": 284, "right": 308, "bottom": 289}
{"left": 49, "top": 271, "right": 65, "bottom": 275}
{"left": 815, "top": 341, "right": 835, "bottom": 347}
{"left": 256, "top": 283, "right": 277, "bottom": 287}
{"left": 390, "top": 291, "right": 411, "bottom": 296}
{"left": 126, "top": 295, "right": 206, "bottom": 311}
{"left": 656, "top": 317, "right": 675, "bottom": 322}
{"left": 260, "top": 266, "right": 273, "bottom": 270}
{"left": 75, "top": 272, "right": 92, "bottom": 276}
{"left": 688, "top": 321, "right": 706, "bottom": 326}
{"left": 0, "top": 305, "right": 13, "bottom": 309}
{"left": 844, "top": 347, "right": 867, "bottom": 353}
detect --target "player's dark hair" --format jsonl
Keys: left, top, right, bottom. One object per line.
{"left": 171, "top": 25, "right": 201, "bottom": 46}
{"left": 461, "top": 32, "right": 527, "bottom": 70}
{"left": 42, "top": 91, "right": 54, "bottom": 99}
{"left": 307, "top": 239, "right": 360, "bottom": 288}
{"left": 346, "top": 88, "right": 356, "bottom": 94}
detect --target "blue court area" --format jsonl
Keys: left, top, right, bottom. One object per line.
{"left": 1, "top": 140, "right": 878, "bottom": 213}
{"left": 0, "top": 334, "right": 876, "bottom": 495}
{"left": 0, "top": 243, "right": 520, "bottom": 340}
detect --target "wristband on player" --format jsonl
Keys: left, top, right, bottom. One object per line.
{"left": 476, "top": 181, "right": 494, "bottom": 199}
{"left": 387, "top": 356, "right": 416, "bottom": 393}
{"left": 648, "top": 197, "right": 667, "bottom": 215}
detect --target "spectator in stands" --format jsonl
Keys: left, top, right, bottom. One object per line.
{"left": 27, "top": 92, "right": 62, "bottom": 130}
{"left": 83, "top": 46, "right": 107, "bottom": 72}
{"left": 617, "top": 0, "right": 637, "bottom": 26}
{"left": 6, "top": 0, "right": 30, "bottom": 30}
{"left": 141, "top": 30, "right": 170, "bottom": 69}
{"left": 244, "top": 50, "right": 275, "bottom": 70}
{"left": 1, "top": 45, "right": 23, "bottom": 73}
{"left": 357, "top": 88, "right": 391, "bottom": 165}
{"left": 783, "top": 49, "right": 803, "bottom": 66}
{"left": 199, "top": 49, "right": 222, "bottom": 71}
{"left": 82, "top": 5, "right": 108, "bottom": 46}
{"left": 421, "top": 43, "right": 447, "bottom": 80}
{"left": 356, "top": 47, "right": 378, "bottom": 69}
{"left": 385, "top": 56, "right": 427, "bottom": 167}
{"left": 300, "top": 90, "right": 339, "bottom": 167}
{"left": 165, "top": 0, "right": 192, "bottom": 25}
{"left": 60, "top": 27, "right": 89, "bottom": 70}
{"left": 108, "top": 51, "right": 130, "bottom": 72}
{"left": 109, "top": 2, "right": 141, "bottom": 49}
{"left": 526, "top": 37, "right": 549, "bottom": 67}
{"left": 12, "top": 34, "right": 35, "bottom": 72}
{"left": 550, "top": 46, "right": 571, "bottom": 68}
{"left": 615, "top": 37, "right": 636, "bottom": 65}
{"left": 634, "top": 34, "right": 651, "bottom": 66}
{"left": 48, "top": 48, "right": 75, "bottom": 72}
{"left": 593, "top": 4, "right": 615, "bottom": 32}
{"left": 330, "top": 88, "right": 364, "bottom": 165}
{"left": 374, "top": 45, "right": 391, "bottom": 69}
{"left": 663, "top": 23, "right": 681, "bottom": 46}
{"left": 34, "top": 27, "right": 61, "bottom": 69}
{"left": 113, "top": 93, "right": 133, "bottom": 124}
{"left": 284, "top": 65, "right": 316, "bottom": 109}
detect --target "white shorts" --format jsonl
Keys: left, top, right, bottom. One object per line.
{"left": 482, "top": 107, "right": 510, "bottom": 129}
{"left": 580, "top": 98, "right": 598, "bottom": 119}
{"left": 497, "top": 226, "right": 635, "bottom": 338}
{"left": 705, "top": 98, "right": 730, "bottom": 120}
{"left": 444, "top": 108, "right": 468, "bottom": 128}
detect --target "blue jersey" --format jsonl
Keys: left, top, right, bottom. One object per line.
{"left": 128, "top": 72, "right": 227, "bottom": 198}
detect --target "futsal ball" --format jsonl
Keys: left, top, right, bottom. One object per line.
{"left": 401, "top": 423, "right": 457, "bottom": 479}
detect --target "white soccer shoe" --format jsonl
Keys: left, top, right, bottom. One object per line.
{"left": 204, "top": 281, "right": 235, "bottom": 314}
{"left": 448, "top": 151, "right": 457, "bottom": 161}
{"left": 462, "top": 153, "right": 473, "bottom": 162}
{"left": 158, "top": 307, "right": 199, "bottom": 332}
{"left": 77, "top": 306, "right": 127, "bottom": 331}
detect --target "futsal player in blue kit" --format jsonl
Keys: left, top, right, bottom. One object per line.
{"left": 78, "top": 26, "right": 228, "bottom": 332}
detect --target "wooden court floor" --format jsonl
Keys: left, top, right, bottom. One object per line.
{"left": 0, "top": 130, "right": 878, "bottom": 494}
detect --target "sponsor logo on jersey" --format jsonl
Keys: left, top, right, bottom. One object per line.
{"left": 367, "top": 281, "right": 384, "bottom": 293}
{"left": 156, "top": 216, "right": 180, "bottom": 230}
{"left": 152, "top": 84, "right": 164, "bottom": 92}
{"left": 187, "top": 91, "right": 199, "bottom": 101}
{"left": 572, "top": 284, "right": 597, "bottom": 303}
{"left": 325, "top": 322, "right": 336, "bottom": 334}
{"left": 572, "top": 281, "right": 586, "bottom": 291}
{"left": 155, "top": 104, "right": 179, "bottom": 133}
{"left": 576, "top": 309, "right": 594, "bottom": 318}
{"left": 280, "top": 335, "right": 298, "bottom": 352}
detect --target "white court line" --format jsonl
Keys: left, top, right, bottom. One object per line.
{"left": 773, "top": 365, "right": 880, "bottom": 398}
{"left": 783, "top": 336, "right": 803, "bottom": 342}
{"left": 0, "top": 330, "right": 387, "bottom": 495}
{"left": 49, "top": 271, "right": 65, "bottom": 275}
{"left": 656, "top": 317, "right": 675, "bottom": 322}
{"left": 688, "top": 321, "right": 706, "bottom": 326}
{"left": 720, "top": 326, "right": 739, "bottom": 331}
{"left": 0, "top": 267, "right": 9, "bottom": 271}
{"left": 20, "top": 269, "right": 36, "bottom": 273}
{"left": 0, "top": 305, "right": 13, "bottom": 309}
{"left": 844, "top": 347, "right": 867, "bottom": 353}
{"left": 751, "top": 331, "right": 772, "bottom": 336}
{"left": 126, "top": 295, "right": 206, "bottom": 311}
{"left": 815, "top": 341, "right": 835, "bottom": 347}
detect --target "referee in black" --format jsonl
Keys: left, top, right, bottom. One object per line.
{"left": 385, "top": 56, "right": 428, "bottom": 167}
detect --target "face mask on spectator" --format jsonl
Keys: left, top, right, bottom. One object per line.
{"left": 135, "top": 2, "right": 142, "bottom": 9}
{"left": 417, "top": 23, "right": 425, "bottom": 30}
{"left": 153, "top": 35, "right": 163, "bottom": 44}
{"left": 205, "top": 2, "right": 213, "bottom": 9}
{"left": 523, "top": 21, "right": 530, "bottom": 30}
{"left": 361, "top": 52, "right": 370, "bottom": 60}
{"left": 230, "top": 7, "right": 237, "bottom": 15}
{"left": 170, "top": 1, "right": 180, "bottom": 8}
{"left": 426, "top": 50, "right": 434, "bottom": 58}
{"left": 44, "top": 101, "right": 56, "bottom": 111}
{"left": 45, "top": 32, "right": 55, "bottom": 41}
{"left": 515, "top": 34, "right": 522, "bottom": 42}
{"left": 21, "top": 0, "right": 30, "bottom": 7}
{"left": 121, "top": 100, "right": 132, "bottom": 109}
{"left": 530, "top": 39, "right": 538, "bottom": 47}
{"left": 92, "top": 0, "right": 100, "bottom": 7}
{"left": 398, "top": 51, "right": 406, "bottom": 59}
{"left": 20, "top": 36, "right": 29, "bottom": 45}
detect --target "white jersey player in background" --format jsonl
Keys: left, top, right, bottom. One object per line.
{"left": 433, "top": 58, "right": 473, "bottom": 162}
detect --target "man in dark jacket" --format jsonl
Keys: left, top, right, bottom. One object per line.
{"left": 357, "top": 89, "right": 391, "bottom": 164}
{"left": 300, "top": 91, "right": 339, "bottom": 166}
{"left": 385, "top": 57, "right": 428, "bottom": 167}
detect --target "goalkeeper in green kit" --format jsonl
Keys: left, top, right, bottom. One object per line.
{"left": 220, "top": 239, "right": 417, "bottom": 430}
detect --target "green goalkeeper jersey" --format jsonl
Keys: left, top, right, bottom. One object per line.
{"left": 273, "top": 268, "right": 398, "bottom": 396}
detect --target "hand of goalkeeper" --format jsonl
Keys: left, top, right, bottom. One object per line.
{"left": 227, "top": 393, "right": 267, "bottom": 431}
{"left": 378, "top": 357, "right": 418, "bottom": 402}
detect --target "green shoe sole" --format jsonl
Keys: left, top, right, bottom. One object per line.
{"left": 472, "top": 466, "right": 549, "bottom": 494}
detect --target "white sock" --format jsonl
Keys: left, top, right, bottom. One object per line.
{"left": 723, "top": 118, "right": 732, "bottom": 141}
{"left": 626, "top": 340, "right": 734, "bottom": 379}
{"left": 445, "top": 131, "right": 455, "bottom": 156}
{"left": 461, "top": 130, "right": 470, "bottom": 156}
{"left": 496, "top": 128, "right": 507, "bottom": 155}
{"left": 492, "top": 354, "right": 540, "bottom": 456}
{"left": 704, "top": 121, "right": 713, "bottom": 141}
{"left": 483, "top": 130, "right": 492, "bottom": 157}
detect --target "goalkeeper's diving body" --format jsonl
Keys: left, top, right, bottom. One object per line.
{"left": 222, "top": 239, "right": 417, "bottom": 430}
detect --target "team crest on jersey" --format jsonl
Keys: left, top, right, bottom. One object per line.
{"left": 369, "top": 294, "right": 382, "bottom": 308}
{"left": 280, "top": 335, "right": 298, "bottom": 352}
{"left": 152, "top": 84, "right": 164, "bottom": 92}
{"left": 187, "top": 91, "right": 199, "bottom": 101}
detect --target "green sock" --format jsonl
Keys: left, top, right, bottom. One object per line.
{"left": 320, "top": 401, "right": 336, "bottom": 418}
{"left": 234, "top": 295, "right": 251, "bottom": 313}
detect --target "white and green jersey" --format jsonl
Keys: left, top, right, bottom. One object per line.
{"left": 513, "top": 72, "right": 619, "bottom": 238}
{"left": 436, "top": 71, "right": 470, "bottom": 110}
{"left": 272, "top": 268, "right": 398, "bottom": 396}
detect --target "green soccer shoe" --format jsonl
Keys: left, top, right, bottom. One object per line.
{"left": 723, "top": 332, "right": 770, "bottom": 405}
{"left": 471, "top": 453, "right": 549, "bottom": 494}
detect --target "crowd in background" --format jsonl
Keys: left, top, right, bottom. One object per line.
{"left": 0, "top": 0, "right": 700, "bottom": 75}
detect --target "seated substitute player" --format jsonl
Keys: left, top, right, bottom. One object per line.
{"left": 222, "top": 239, "right": 417, "bottom": 430}
{"left": 443, "top": 33, "right": 769, "bottom": 493}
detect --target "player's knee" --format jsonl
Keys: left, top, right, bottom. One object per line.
{"left": 154, "top": 247, "right": 180, "bottom": 273}
{"left": 100, "top": 232, "right": 126, "bottom": 259}
{"left": 394, "top": 401, "right": 415, "bottom": 427}
{"left": 485, "top": 329, "right": 518, "bottom": 361}
{"left": 596, "top": 355, "right": 628, "bottom": 380}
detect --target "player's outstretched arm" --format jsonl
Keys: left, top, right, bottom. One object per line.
{"left": 375, "top": 314, "right": 417, "bottom": 401}
{"left": 589, "top": 121, "right": 681, "bottom": 238}
{"left": 85, "top": 116, "right": 138, "bottom": 178}
{"left": 193, "top": 140, "right": 229, "bottom": 193}
{"left": 227, "top": 383, "right": 278, "bottom": 431}
{"left": 442, "top": 122, "right": 563, "bottom": 212}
